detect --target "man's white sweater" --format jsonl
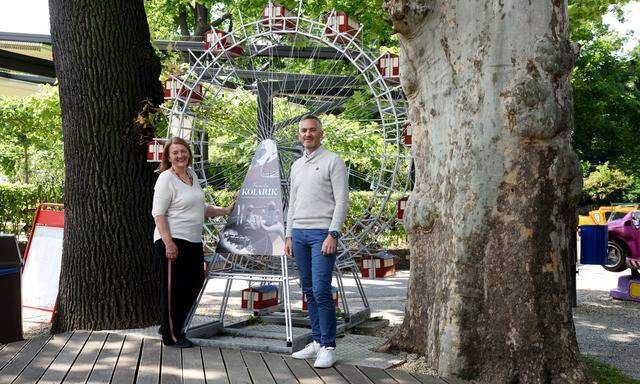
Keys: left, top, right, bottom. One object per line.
{"left": 286, "top": 146, "right": 349, "bottom": 237}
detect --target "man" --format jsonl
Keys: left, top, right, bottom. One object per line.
{"left": 284, "top": 114, "right": 349, "bottom": 368}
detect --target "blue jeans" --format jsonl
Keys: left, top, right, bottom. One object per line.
{"left": 292, "top": 228, "right": 337, "bottom": 348}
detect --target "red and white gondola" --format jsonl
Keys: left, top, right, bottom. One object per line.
{"left": 324, "top": 11, "right": 361, "bottom": 45}
{"left": 204, "top": 29, "right": 245, "bottom": 58}
{"left": 163, "top": 76, "right": 204, "bottom": 101}
{"left": 262, "top": 3, "right": 296, "bottom": 31}
{"left": 403, "top": 123, "right": 412, "bottom": 146}
{"left": 376, "top": 52, "right": 400, "bottom": 84}
{"left": 146, "top": 138, "right": 167, "bottom": 163}
{"left": 397, "top": 196, "right": 408, "bottom": 221}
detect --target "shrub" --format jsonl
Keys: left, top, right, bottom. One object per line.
{"left": 582, "top": 163, "right": 637, "bottom": 206}
{"left": 0, "top": 183, "right": 63, "bottom": 238}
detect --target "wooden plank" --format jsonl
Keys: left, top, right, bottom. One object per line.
{"left": 282, "top": 356, "right": 322, "bottom": 384}
{"left": 385, "top": 369, "right": 421, "bottom": 384}
{"left": 241, "top": 351, "right": 275, "bottom": 384}
{"left": 38, "top": 331, "right": 91, "bottom": 384}
{"left": 136, "top": 338, "right": 162, "bottom": 384}
{"left": 182, "top": 346, "right": 205, "bottom": 384}
{"left": 334, "top": 364, "right": 374, "bottom": 384}
{"left": 260, "top": 354, "right": 297, "bottom": 384}
{"left": 159, "top": 343, "right": 181, "bottom": 384}
{"left": 13, "top": 332, "right": 72, "bottom": 384}
{"left": 110, "top": 336, "right": 142, "bottom": 384}
{"left": 358, "top": 366, "right": 398, "bottom": 384}
{"left": 201, "top": 347, "right": 229, "bottom": 384}
{"left": 0, "top": 335, "right": 50, "bottom": 382}
{"left": 409, "top": 372, "right": 447, "bottom": 384}
{"left": 440, "top": 376, "right": 466, "bottom": 384}
{"left": 62, "top": 332, "right": 108, "bottom": 384}
{"left": 0, "top": 340, "right": 28, "bottom": 371}
{"left": 87, "top": 333, "right": 125, "bottom": 384}
{"left": 305, "top": 358, "right": 348, "bottom": 384}
{"left": 220, "top": 349, "right": 251, "bottom": 384}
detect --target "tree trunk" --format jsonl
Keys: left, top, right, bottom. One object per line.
{"left": 177, "top": 8, "right": 190, "bottom": 39}
{"left": 49, "top": 0, "right": 164, "bottom": 331}
{"left": 383, "top": 0, "right": 588, "bottom": 382}
{"left": 193, "top": 3, "right": 210, "bottom": 40}
{"left": 23, "top": 144, "right": 29, "bottom": 184}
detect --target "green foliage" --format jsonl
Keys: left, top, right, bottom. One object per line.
{"left": 246, "top": 315, "right": 267, "bottom": 325}
{"left": 0, "top": 86, "right": 64, "bottom": 187}
{"left": 572, "top": 22, "right": 640, "bottom": 179}
{"left": 145, "top": 0, "right": 395, "bottom": 48}
{"left": 568, "top": 0, "right": 631, "bottom": 42}
{"left": 0, "top": 183, "right": 62, "bottom": 238}
{"left": 581, "top": 163, "right": 638, "bottom": 205}
{"left": 581, "top": 356, "right": 640, "bottom": 384}
{"left": 344, "top": 191, "right": 406, "bottom": 249}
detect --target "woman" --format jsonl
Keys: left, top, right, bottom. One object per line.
{"left": 152, "top": 137, "right": 233, "bottom": 348}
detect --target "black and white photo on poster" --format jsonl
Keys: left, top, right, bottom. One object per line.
{"left": 216, "top": 139, "right": 285, "bottom": 256}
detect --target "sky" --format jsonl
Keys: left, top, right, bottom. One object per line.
{"left": 0, "top": 0, "right": 50, "bottom": 35}
{"left": 0, "top": 0, "right": 639, "bottom": 50}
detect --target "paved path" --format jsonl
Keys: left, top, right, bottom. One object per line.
{"left": 0, "top": 331, "right": 461, "bottom": 384}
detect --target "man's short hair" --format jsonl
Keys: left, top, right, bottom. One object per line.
{"left": 299, "top": 114, "right": 323, "bottom": 131}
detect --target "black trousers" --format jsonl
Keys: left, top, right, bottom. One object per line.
{"left": 155, "top": 238, "right": 204, "bottom": 345}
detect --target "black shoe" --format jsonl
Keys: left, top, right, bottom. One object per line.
{"left": 167, "top": 339, "right": 194, "bottom": 348}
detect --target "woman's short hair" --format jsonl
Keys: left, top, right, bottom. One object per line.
{"left": 159, "top": 137, "right": 193, "bottom": 172}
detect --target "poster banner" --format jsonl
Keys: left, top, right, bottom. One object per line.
{"left": 216, "top": 139, "right": 285, "bottom": 256}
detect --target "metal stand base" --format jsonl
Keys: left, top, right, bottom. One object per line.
{"left": 183, "top": 253, "right": 371, "bottom": 354}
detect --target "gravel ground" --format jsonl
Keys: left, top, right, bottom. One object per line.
{"left": 361, "top": 266, "right": 640, "bottom": 379}
{"left": 21, "top": 265, "right": 639, "bottom": 379}
{"left": 574, "top": 265, "right": 640, "bottom": 379}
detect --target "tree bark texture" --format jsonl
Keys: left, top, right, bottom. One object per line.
{"left": 384, "top": 1, "right": 588, "bottom": 382}
{"left": 193, "top": 3, "right": 210, "bottom": 40}
{"left": 49, "top": 0, "right": 164, "bottom": 331}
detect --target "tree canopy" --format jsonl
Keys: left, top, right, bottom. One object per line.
{"left": 572, "top": 24, "right": 640, "bottom": 178}
{"left": 145, "top": 0, "right": 395, "bottom": 47}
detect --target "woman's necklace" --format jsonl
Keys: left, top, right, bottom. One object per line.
{"left": 172, "top": 168, "right": 192, "bottom": 185}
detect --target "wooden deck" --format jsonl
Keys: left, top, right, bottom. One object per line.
{"left": 0, "top": 331, "right": 458, "bottom": 384}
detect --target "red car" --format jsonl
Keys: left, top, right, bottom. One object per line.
{"left": 606, "top": 211, "right": 640, "bottom": 279}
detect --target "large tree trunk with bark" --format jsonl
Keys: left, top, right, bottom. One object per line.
{"left": 383, "top": 0, "right": 588, "bottom": 382}
{"left": 49, "top": 0, "right": 164, "bottom": 331}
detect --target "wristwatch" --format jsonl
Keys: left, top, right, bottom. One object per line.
{"left": 329, "top": 231, "right": 341, "bottom": 239}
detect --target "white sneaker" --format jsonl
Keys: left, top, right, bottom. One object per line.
{"left": 292, "top": 341, "right": 321, "bottom": 359}
{"left": 313, "top": 347, "right": 336, "bottom": 368}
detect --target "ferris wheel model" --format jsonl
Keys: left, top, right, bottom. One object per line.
{"left": 155, "top": 2, "right": 412, "bottom": 266}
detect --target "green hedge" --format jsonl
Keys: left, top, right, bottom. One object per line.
{"left": 0, "top": 183, "right": 63, "bottom": 238}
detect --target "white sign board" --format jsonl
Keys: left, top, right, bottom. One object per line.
{"left": 21, "top": 225, "right": 63, "bottom": 311}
